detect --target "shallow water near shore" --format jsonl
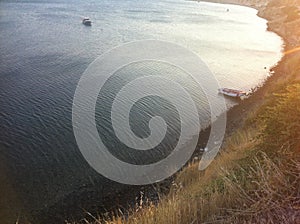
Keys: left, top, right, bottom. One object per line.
{"left": 0, "top": 0, "right": 282, "bottom": 222}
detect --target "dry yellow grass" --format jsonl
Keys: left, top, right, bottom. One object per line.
{"left": 80, "top": 79, "right": 300, "bottom": 224}
{"left": 77, "top": 128, "right": 257, "bottom": 224}
{"left": 92, "top": 127, "right": 299, "bottom": 224}
{"left": 285, "top": 52, "right": 300, "bottom": 80}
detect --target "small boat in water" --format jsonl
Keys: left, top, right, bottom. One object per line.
{"left": 82, "top": 17, "right": 92, "bottom": 26}
{"left": 218, "top": 88, "right": 247, "bottom": 98}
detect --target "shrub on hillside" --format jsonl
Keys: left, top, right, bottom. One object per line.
{"left": 260, "top": 83, "right": 300, "bottom": 153}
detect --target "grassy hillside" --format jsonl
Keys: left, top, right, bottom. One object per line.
{"left": 92, "top": 60, "right": 300, "bottom": 224}
{"left": 93, "top": 72, "right": 300, "bottom": 224}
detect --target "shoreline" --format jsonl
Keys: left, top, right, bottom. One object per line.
{"left": 196, "top": 0, "right": 294, "bottom": 136}
{"left": 197, "top": 0, "right": 299, "bottom": 51}
{"left": 192, "top": 0, "right": 260, "bottom": 10}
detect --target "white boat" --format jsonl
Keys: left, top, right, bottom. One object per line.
{"left": 218, "top": 88, "right": 247, "bottom": 98}
{"left": 82, "top": 17, "right": 92, "bottom": 26}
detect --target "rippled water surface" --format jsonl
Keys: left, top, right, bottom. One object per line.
{"left": 0, "top": 0, "right": 282, "bottom": 222}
